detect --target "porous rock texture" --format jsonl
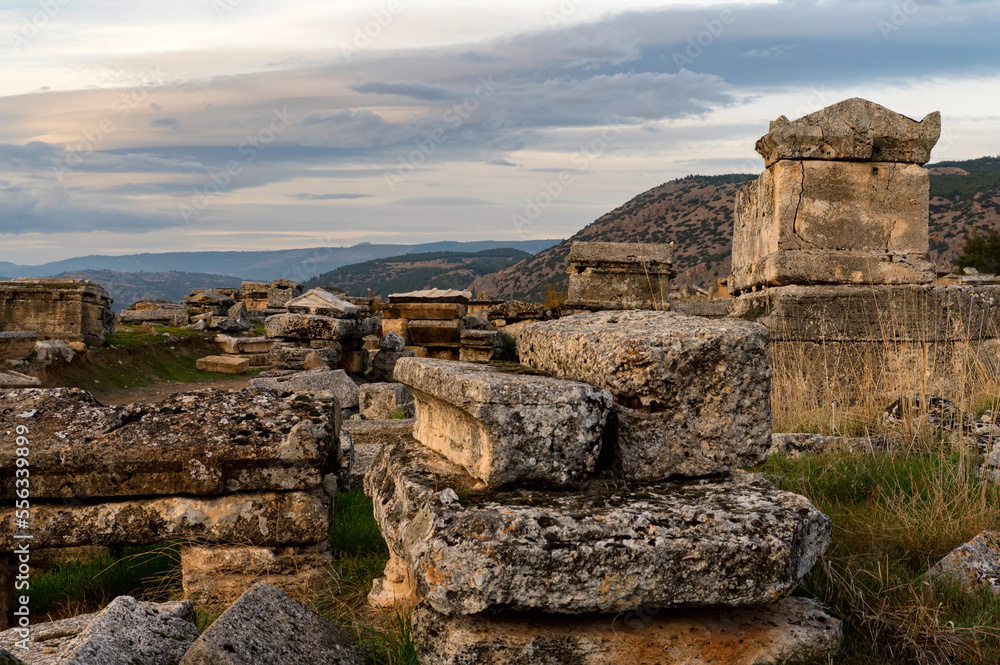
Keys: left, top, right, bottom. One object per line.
{"left": 364, "top": 438, "right": 831, "bottom": 615}
{"left": 755, "top": 97, "right": 940, "bottom": 167}
{"left": 0, "top": 490, "right": 331, "bottom": 549}
{"left": 413, "top": 596, "right": 843, "bottom": 665}
{"left": 926, "top": 530, "right": 1000, "bottom": 595}
{"left": 264, "top": 313, "right": 362, "bottom": 340}
{"left": 395, "top": 358, "right": 613, "bottom": 488}
{"left": 516, "top": 311, "right": 772, "bottom": 480}
{"left": 0, "top": 598, "right": 199, "bottom": 665}
{"left": 0, "top": 388, "right": 339, "bottom": 499}
{"left": 179, "top": 583, "right": 365, "bottom": 665}
{"left": 250, "top": 368, "right": 359, "bottom": 408}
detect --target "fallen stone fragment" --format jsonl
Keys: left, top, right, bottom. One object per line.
{"left": 0, "top": 371, "right": 39, "bottom": 388}
{"left": 364, "top": 438, "right": 831, "bottom": 615}
{"left": 517, "top": 310, "right": 772, "bottom": 480}
{"left": 371, "top": 348, "right": 415, "bottom": 381}
{"left": 769, "top": 432, "right": 889, "bottom": 458}
{"left": 196, "top": 355, "right": 250, "bottom": 373}
{"left": 926, "top": 531, "right": 1000, "bottom": 595}
{"left": 413, "top": 596, "right": 843, "bottom": 665}
{"left": 359, "top": 382, "right": 413, "bottom": 419}
{"left": 180, "top": 583, "right": 365, "bottom": 665}
{"left": 0, "top": 388, "right": 338, "bottom": 499}
{"left": 265, "top": 313, "right": 360, "bottom": 340}
{"left": 286, "top": 289, "right": 359, "bottom": 317}
{"left": 0, "top": 598, "right": 199, "bottom": 665}
{"left": 250, "top": 367, "right": 358, "bottom": 408}
{"left": 0, "top": 490, "right": 331, "bottom": 549}
{"left": 379, "top": 331, "right": 407, "bottom": 352}
{"left": 214, "top": 335, "right": 273, "bottom": 354}
{"left": 395, "top": 358, "right": 613, "bottom": 488}
{"left": 755, "top": 97, "right": 940, "bottom": 167}
{"left": 119, "top": 308, "right": 190, "bottom": 325}
{"left": 269, "top": 341, "right": 343, "bottom": 370}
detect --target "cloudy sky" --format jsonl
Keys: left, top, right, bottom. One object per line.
{"left": 0, "top": 0, "right": 998, "bottom": 264}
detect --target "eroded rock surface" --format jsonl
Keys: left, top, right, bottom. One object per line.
{"left": 250, "top": 368, "right": 358, "bottom": 408}
{"left": 0, "top": 388, "right": 339, "bottom": 499}
{"left": 926, "top": 531, "right": 1000, "bottom": 595}
{"left": 395, "top": 358, "right": 612, "bottom": 488}
{"left": 517, "top": 311, "right": 772, "bottom": 480}
{"left": 364, "top": 438, "right": 831, "bottom": 615}
{"left": 413, "top": 596, "right": 843, "bottom": 665}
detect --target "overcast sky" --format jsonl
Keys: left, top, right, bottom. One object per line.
{"left": 1, "top": 0, "right": 998, "bottom": 264}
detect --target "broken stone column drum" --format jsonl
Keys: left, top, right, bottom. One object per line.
{"left": 729, "top": 98, "right": 941, "bottom": 294}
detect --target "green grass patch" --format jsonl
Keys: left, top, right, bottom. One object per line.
{"left": 762, "top": 447, "right": 1000, "bottom": 664}
{"left": 104, "top": 324, "right": 211, "bottom": 348}
{"left": 30, "top": 543, "right": 182, "bottom": 621}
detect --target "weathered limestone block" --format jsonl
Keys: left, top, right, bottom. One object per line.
{"left": 118, "top": 308, "right": 190, "bottom": 326}
{"left": 459, "top": 329, "right": 506, "bottom": 362}
{"left": 0, "top": 388, "right": 338, "bottom": 499}
{"left": 196, "top": 355, "right": 250, "bottom": 373}
{"left": 340, "top": 349, "right": 368, "bottom": 374}
{"left": 180, "top": 583, "right": 365, "bottom": 665}
{"left": 359, "top": 382, "right": 413, "bottom": 419}
{"left": 517, "top": 311, "right": 772, "bottom": 480}
{"left": 270, "top": 341, "right": 343, "bottom": 370}
{"left": 0, "top": 332, "right": 36, "bottom": 360}
{"left": 265, "top": 313, "right": 360, "bottom": 340}
{"left": 926, "top": 531, "right": 1000, "bottom": 595}
{"left": 427, "top": 348, "right": 459, "bottom": 361}
{"left": 383, "top": 302, "right": 467, "bottom": 320}
{"left": 389, "top": 288, "right": 471, "bottom": 304}
{"left": 755, "top": 97, "right": 940, "bottom": 167}
{"left": 214, "top": 335, "right": 273, "bottom": 354}
{"left": 364, "top": 439, "right": 831, "bottom": 615}
{"left": 0, "top": 279, "right": 114, "bottom": 345}
{"left": 730, "top": 159, "right": 934, "bottom": 293}
{"left": 287, "top": 289, "right": 358, "bottom": 317}
{"left": 566, "top": 241, "right": 673, "bottom": 311}
{"left": 181, "top": 544, "right": 332, "bottom": 614}
{"left": 250, "top": 368, "right": 358, "bottom": 408}
{"left": 0, "top": 597, "right": 199, "bottom": 664}
{"left": 413, "top": 596, "right": 843, "bottom": 665}
{"left": 266, "top": 279, "right": 304, "bottom": 309}
{"left": 371, "top": 348, "right": 415, "bottom": 382}
{"left": 395, "top": 358, "right": 613, "bottom": 488}
{"left": 185, "top": 289, "right": 235, "bottom": 308}
{"left": 731, "top": 284, "right": 1000, "bottom": 342}
{"left": 0, "top": 371, "right": 39, "bottom": 388}
{"left": 0, "top": 490, "right": 331, "bottom": 549}
{"left": 381, "top": 317, "right": 410, "bottom": 340}
{"left": 131, "top": 299, "right": 186, "bottom": 311}
{"left": 408, "top": 320, "right": 463, "bottom": 347}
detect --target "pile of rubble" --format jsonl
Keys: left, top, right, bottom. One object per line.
{"left": 365, "top": 310, "right": 843, "bottom": 664}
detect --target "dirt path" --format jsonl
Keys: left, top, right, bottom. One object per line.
{"left": 93, "top": 376, "right": 252, "bottom": 405}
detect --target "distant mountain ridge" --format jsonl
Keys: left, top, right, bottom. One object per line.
{"left": 0, "top": 239, "right": 560, "bottom": 284}
{"left": 305, "top": 248, "right": 532, "bottom": 296}
{"left": 45, "top": 270, "right": 245, "bottom": 313}
{"left": 473, "top": 157, "right": 1000, "bottom": 301}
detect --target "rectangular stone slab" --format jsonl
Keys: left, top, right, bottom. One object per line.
{"left": 0, "top": 387, "right": 338, "bottom": 499}
{"left": 363, "top": 438, "right": 831, "bottom": 615}
{"left": 0, "top": 490, "right": 331, "bottom": 549}
{"left": 384, "top": 302, "right": 468, "bottom": 320}
{"left": 729, "top": 159, "right": 933, "bottom": 293}
{"left": 731, "top": 284, "right": 1000, "bottom": 342}
{"left": 517, "top": 311, "right": 772, "bottom": 480}
{"left": 394, "top": 358, "right": 612, "bottom": 488}
{"left": 408, "top": 320, "right": 463, "bottom": 347}
{"left": 412, "top": 596, "right": 843, "bottom": 665}
{"left": 197, "top": 355, "right": 251, "bottom": 373}
{"left": 265, "top": 313, "right": 361, "bottom": 340}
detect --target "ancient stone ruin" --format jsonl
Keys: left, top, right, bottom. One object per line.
{"left": 566, "top": 240, "right": 674, "bottom": 311}
{"left": 728, "top": 98, "right": 1000, "bottom": 392}
{"left": 0, "top": 387, "right": 343, "bottom": 624}
{"left": 0, "top": 279, "right": 114, "bottom": 346}
{"left": 365, "top": 310, "right": 842, "bottom": 663}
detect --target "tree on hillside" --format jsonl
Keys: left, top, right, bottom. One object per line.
{"left": 956, "top": 229, "right": 1000, "bottom": 274}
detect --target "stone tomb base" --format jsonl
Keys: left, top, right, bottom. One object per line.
{"left": 413, "top": 596, "right": 843, "bottom": 665}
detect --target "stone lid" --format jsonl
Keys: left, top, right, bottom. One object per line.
{"left": 755, "top": 97, "right": 940, "bottom": 167}
{"left": 268, "top": 278, "right": 302, "bottom": 289}
{"left": 388, "top": 288, "right": 472, "bottom": 304}
{"left": 286, "top": 288, "right": 359, "bottom": 317}
{"left": 569, "top": 241, "right": 672, "bottom": 265}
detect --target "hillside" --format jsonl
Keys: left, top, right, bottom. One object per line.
{"left": 305, "top": 248, "right": 531, "bottom": 297}
{"left": 474, "top": 157, "right": 1000, "bottom": 301}
{"left": 51, "top": 270, "right": 243, "bottom": 313}
{"left": 0, "top": 239, "right": 559, "bottom": 283}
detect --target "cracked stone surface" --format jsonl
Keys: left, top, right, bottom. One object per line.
{"left": 395, "top": 358, "right": 613, "bottom": 488}
{"left": 413, "top": 596, "right": 843, "bottom": 665}
{"left": 755, "top": 97, "right": 940, "bottom": 167}
{"left": 0, "top": 490, "right": 331, "bottom": 549}
{"left": 364, "top": 437, "right": 831, "bottom": 615}
{"left": 0, "top": 598, "right": 198, "bottom": 665}
{"left": 730, "top": 159, "right": 933, "bottom": 293}
{"left": 0, "top": 388, "right": 339, "bottom": 499}
{"left": 180, "top": 583, "right": 365, "bottom": 665}
{"left": 517, "top": 311, "right": 772, "bottom": 481}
